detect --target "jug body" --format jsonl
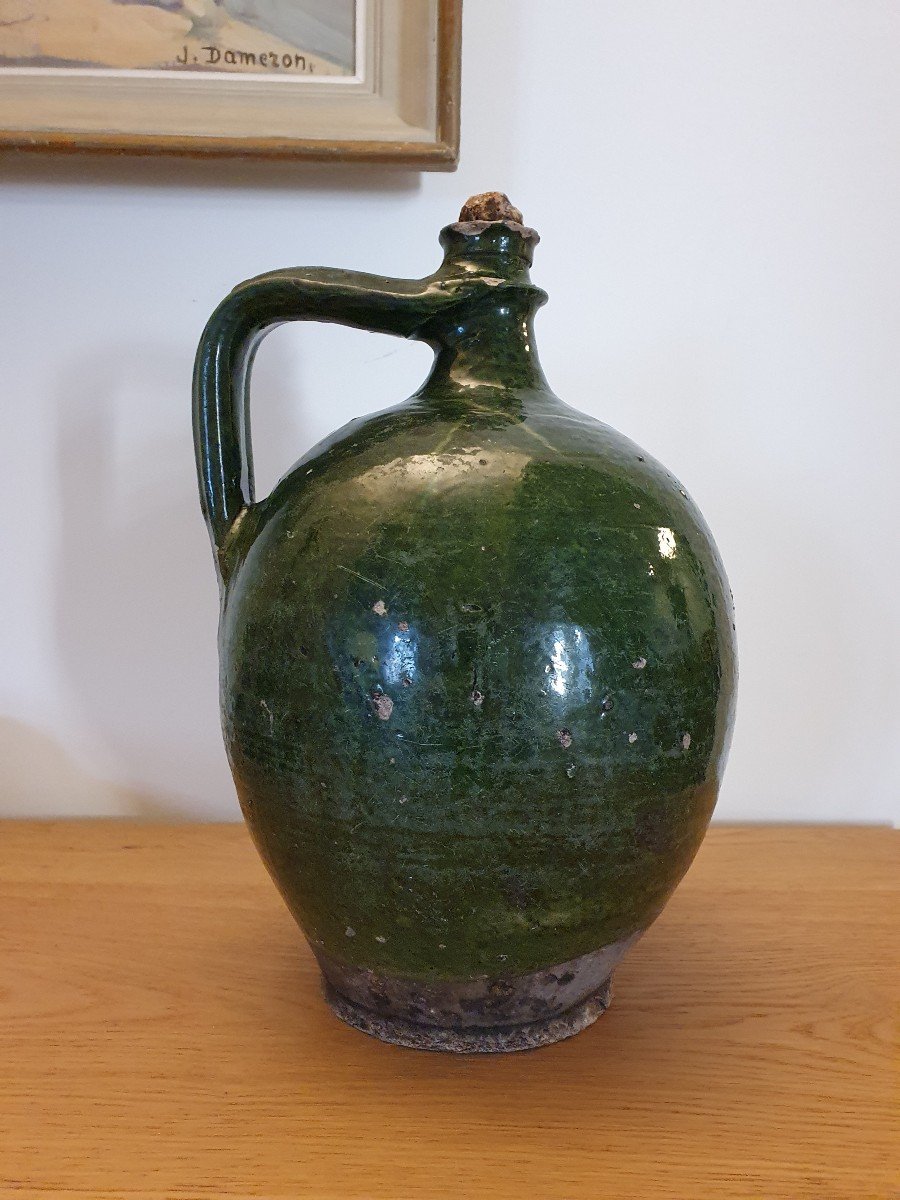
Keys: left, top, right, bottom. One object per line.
{"left": 194, "top": 196, "right": 736, "bottom": 1051}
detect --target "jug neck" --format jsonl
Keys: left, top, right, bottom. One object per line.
{"left": 419, "top": 215, "right": 550, "bottom": 401}
{"left": 424, "top": 296, "right": 548, "bottom": 395}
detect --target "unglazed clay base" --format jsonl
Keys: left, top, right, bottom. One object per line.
{"left": 324, "top": 977, "right": 612, "bottom": 1053}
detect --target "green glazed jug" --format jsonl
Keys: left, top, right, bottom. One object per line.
{"left": 193, "top": 193, "right": 736, "bottom": 1052}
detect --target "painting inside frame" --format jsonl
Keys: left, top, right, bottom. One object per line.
{"left": 0, "top": 0, "right": 358, "bottom": 78}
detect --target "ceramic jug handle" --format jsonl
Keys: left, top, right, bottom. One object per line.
{"left": 193, "top": 266, "right": 440, "bottom": 583}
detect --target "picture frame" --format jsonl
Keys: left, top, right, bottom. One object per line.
{"left": 0, "top": 0, "right": 461, "bottom": 167}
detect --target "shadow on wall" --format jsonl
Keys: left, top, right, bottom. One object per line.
{"left": 0, "top": 152, "right": 425, "bottom": 821}
{"left": 0, "top": 716, "right": 183, "bottom": 819}
{"left": 0, "top": 153, "right": 423, "bottom": 198}
{"left": 49, "top": 333, "right": 305, "bottom": 820}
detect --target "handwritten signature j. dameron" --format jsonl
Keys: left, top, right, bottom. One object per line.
{"left": 175, "top": 45, "right": 317, "bottom": 71}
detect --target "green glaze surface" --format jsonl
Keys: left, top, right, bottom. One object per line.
{"left": 194, "top": 208, "right": 736, "bottom": 993}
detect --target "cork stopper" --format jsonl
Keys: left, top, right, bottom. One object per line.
{"left": 442, "top": 192, "right": 539, "bottom": 265}
{"left": 458, "top": 192, "right": 524, "bottom": 225}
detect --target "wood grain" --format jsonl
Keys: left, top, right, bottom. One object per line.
{"left": 0, "top": 821, "right": 895, "bottom": 1199}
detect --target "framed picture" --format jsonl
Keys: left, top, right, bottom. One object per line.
{"left": 0, "top": 0, "right": 461, "bottom": 166}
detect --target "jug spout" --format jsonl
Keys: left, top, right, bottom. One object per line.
{"left": 419, "top": 195, "right": 550, "bottom": 397}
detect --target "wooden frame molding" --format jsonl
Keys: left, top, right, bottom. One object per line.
{"left": 0, "top": 0, "right": 461, "bottom": 168}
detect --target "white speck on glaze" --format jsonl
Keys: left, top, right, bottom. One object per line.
{"left": 375, "top": 935, "right": 387, "bottom": 944}
{"left": 372, "top": 599, "right": 388, "bottom": 616}
{"left": 682, "top": 733, "right": 692, "bottom": 750}
{"left": 628, "top": 732, "right": 638, "bottom": 743}
{"left": 632, "top": 657, "right": 647, "bottom": 670}
{"left": 345, "top": 927, "right": 356, "bottom": 938}
{"left": 557, "top": 728, "right": 573, "bottom": 748}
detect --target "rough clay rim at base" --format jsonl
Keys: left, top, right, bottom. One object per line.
{"left": 323, "top": 978, "right": 612, "bottom": 1054}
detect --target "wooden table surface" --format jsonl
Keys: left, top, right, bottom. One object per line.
{"left": 0, "top": 821, "right": 895, "bottom": 1199}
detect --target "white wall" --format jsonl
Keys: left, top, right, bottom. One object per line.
{"left": 2, "top": 1, "right": 898, "bottom": 823}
